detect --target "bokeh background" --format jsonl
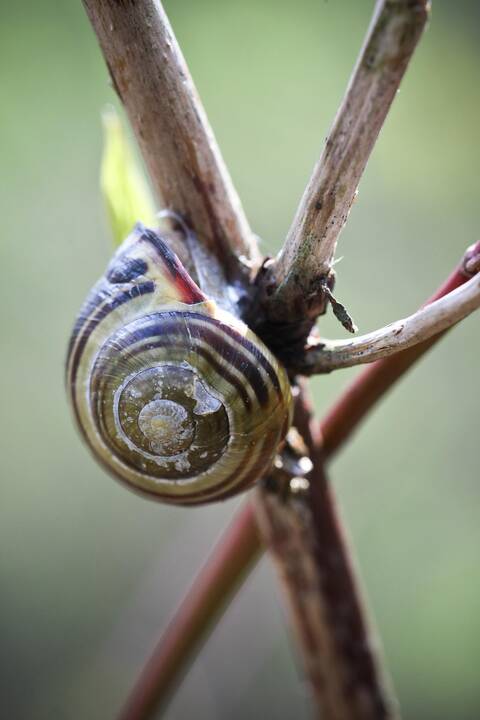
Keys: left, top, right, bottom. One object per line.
{"left": 2, "top": 1, "right": 480, "bottom": 718}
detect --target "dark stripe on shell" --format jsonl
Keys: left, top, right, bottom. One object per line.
{"left": 214, "top": 321, "right": 282, "bottom": 395}
{"left": 161, "top": 312, "right": 272, "bottom": 405}
{"left": 190, "top": 323, "right": 269, "bottom": 406}
{"left": 140, "top": 227, "right": 205, "bottom": 305}
{"left": 180, "top": 312, "right": 279, "bottom": 403}
{"left": 68, "top": 280, "right": 155, "bottom": 388}
{"left": 134, "top": 422, "right": 280, "bottom": 506}
{"left": 67, "top": 223, "right": 203, "bottom": 382}
{"left": 100, "top": 419, "right": 279, "bottom": 506}
{"left": 91, "top": 311, "right": 271, "bottom": 407}
{"left": 65, "top": 282, "right": 112, "bottom": 375}
{"left": 91, "top": 334, "right": 252, "bottom": 420}
{"left": 106, "top": 257, "right": 148, "bottom": 284}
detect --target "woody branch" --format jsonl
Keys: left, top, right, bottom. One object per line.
{"left": 254, "top": 388, "right": 396, "bottom": 720}
{"left": 82, "top": 0, "right": 261, "bottom": 284}
{"left": 296, "top": 262, "right": 480, "bottom": 375}
{"left": 261, "top": 0, "right": 430, "bottom": 323}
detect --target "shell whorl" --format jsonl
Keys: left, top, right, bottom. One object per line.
{"left": 66, "top": 224, "right": 292, "bottom": 505}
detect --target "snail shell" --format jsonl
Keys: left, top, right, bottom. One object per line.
{"left": 66, "top": 223, "right": 292, "bottom": 505}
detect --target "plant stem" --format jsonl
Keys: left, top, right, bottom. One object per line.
{"left": 255, "top": 388, "right": 396, "bottom": 719}
{"left": 118, "top": 502, "right": 261, "bottom": 720}
{"left": 261, "top": 0, "right": 430, "bottom": 323}
{"left": 297, "top": 270, "right": 480, "bottom": 375}
{"left": 82, "top": 0, "right": 260, "bottom": 282}
{"left": 122, "top": 241, "right": 479, "bottom": 719}
{"left": 319, "top": 240, "right": 480, "bottom": 455}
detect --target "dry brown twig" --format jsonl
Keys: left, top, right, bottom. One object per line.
{"left": 260, "top": 0, "right": 431, "bottom": 324}
{"left": 82, "top": 0, "right": 261, "bottom": 285}
{"left": 297, "top": 270, "right": 480, "bottom": 374}
{"left": 79, "top": 1, "right": 480, "bottom": 719}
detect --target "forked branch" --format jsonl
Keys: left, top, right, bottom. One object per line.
{"left": 82, "top": 0, "right": 260, "bottom": 282}
{"left": 297, "top": 266, "right": 480, "bottom": 375}
{"left": 262, "top": 0, "right": 430, "bottom": 322}
{"left": 123, "top": 240, "right": 480, "bottom": 719}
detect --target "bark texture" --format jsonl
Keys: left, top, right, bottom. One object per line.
{"left": 83, "top": 0, "right": 260, "bottom": 284}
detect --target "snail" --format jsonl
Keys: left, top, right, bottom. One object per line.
{"left": 66, "top": 222, "right": 293, "bottom": 505}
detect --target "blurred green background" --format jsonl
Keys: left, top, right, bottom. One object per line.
{"left": 1, "top": 1, "right": 479, "bottom": 718}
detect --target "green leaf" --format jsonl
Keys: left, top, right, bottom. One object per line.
{"left": 101, "top": 108, "right": 156, "bottom": 247}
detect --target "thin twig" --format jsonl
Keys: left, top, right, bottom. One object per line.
{"left": 82, "top": 0, "right": 260, "bottom": 282}
{"left": 319, "top": 240, "right": 480, "bottom": 455}
{"left": 261, "top": 0, "right": 430, "bottom": 322}
{"left": 255, "top": 388, "right": 396, "bottom": 720}
{"left": 123, "top": 241, "right": 480, "bottom": 718}
{"left": 118, "top": 503, "right": 261, "bottom": 720}
{"left": 296, "top": 270, "right": 480, "bottom": 375}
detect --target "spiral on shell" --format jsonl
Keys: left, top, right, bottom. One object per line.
{"left": 66, "top": 223, "right": 292, "bottom": 505}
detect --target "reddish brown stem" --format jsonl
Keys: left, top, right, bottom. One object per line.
{"left": 120, "top": 241, "right": 479, "bottom": 720}
{"left": 118, "top": 503, "right": 261, "bottom": 720}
